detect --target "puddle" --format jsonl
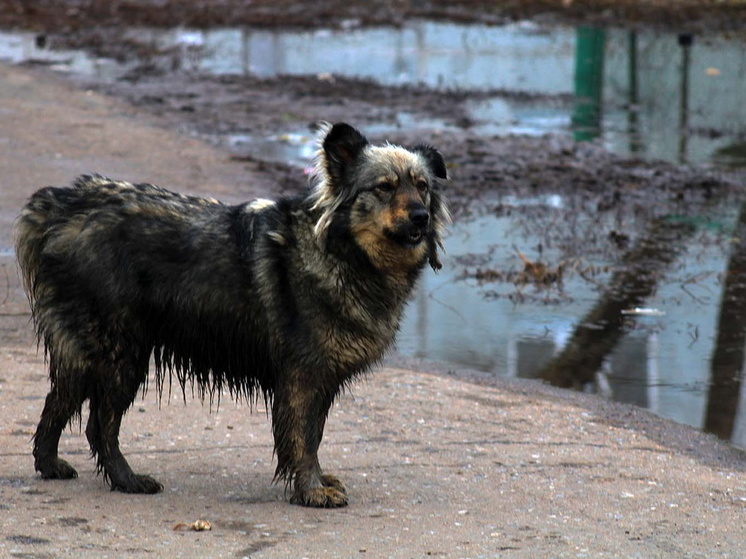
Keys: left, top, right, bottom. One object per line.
{"left": 133, "top": 22, "right": 746, "bottom": 169}
{"left": 2, "top": 22, "right": 746, "bottom": 169}
{"left": 225, "top": 113, "right": 454, "bottom": 167}
{"left": 398, "top": 200, "right": 746, "bottom": 447}
{"left": 0, "top": 31, "right": 134, "bottom": 79}
{"left": 160, "top": 22, "right": 746, "bottom": 170}
{"left": 1, "top": 20, "right": 745, "bottom": 444}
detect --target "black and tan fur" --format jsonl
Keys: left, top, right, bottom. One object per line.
{"left": 15, "top": 123, "right": 449, "bottom": 507}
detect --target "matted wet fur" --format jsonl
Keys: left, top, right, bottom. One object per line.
{"left": 15, "top": 122, "right": 449, "bottom": 507}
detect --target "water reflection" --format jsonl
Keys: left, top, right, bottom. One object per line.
{"left": 537, "top": 217, "right": 696, "bottom": 389}
{"left": 181, "top": 23, "right": 576, "bottom": 91}
{"left": 183, "top": 22, "right": 746, "bottom": 169}
{"left": 0, "top": 30, "right": 133, "bottom": 79}
{"left": 705, "top": 202, "right": 746, "bottom": 441}
{"left": 396, "top": 199, "right": 746, "bottom": 446}
{"left": 2, "top": 22, "right": 746, "bottom": 168}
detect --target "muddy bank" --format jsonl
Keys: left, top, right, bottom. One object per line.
{"left": 2, "top": 0, "right": 746, "bottom": 33}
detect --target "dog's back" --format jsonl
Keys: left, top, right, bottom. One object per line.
{"left": 16, "top": 175, "right": 282, "bottom": 396}
{"left": 17, "top": 175, "right": 225, "bottom": 305}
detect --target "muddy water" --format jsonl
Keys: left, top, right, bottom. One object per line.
{"left": 2, "top": 22, "right": 746, "bottom": 168}
{"left": 1, "top": 21, "right": 745, "bottom": 444}
{"left": 398, "top": 202, "right": 744, "bottom": 442}
{"left": 134, "top": 22, "right": 746, "bottom": 169}
{"left": 130, "top": 21, "right": 746, "bottom": 169}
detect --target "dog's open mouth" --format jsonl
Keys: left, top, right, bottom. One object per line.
{"left": 406, "top": 230, "right": 424, "bottom": 245}
{"left": 387, "top": 227, "right": 426, "bottom": 248}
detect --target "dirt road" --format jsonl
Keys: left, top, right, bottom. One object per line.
{"left": 1, "top": 63, "right": 745, "bottom": 558}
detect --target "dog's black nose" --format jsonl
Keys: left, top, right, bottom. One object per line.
{"left": 409, "top": 207, "right": 429, "bottom": 227}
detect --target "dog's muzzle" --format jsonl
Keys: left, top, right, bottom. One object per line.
{"left": 405, "top": 207, "right": 429, "bottom": 244}
{"left": 386, "top": 206, "right": 430, "bottom": 248}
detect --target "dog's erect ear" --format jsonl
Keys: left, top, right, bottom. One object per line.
{"left": 413, "top": 144, "right": 447, "bottom": 180}
{"left": 323, "top": 123, "right": 369, "bottom": 183}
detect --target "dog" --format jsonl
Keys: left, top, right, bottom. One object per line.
{"left": 15, "top": 122, "right": 449, "bottom": 507}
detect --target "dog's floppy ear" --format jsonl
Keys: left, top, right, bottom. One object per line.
{"left": 413, "top": 144, "right": 450, "bottom": 272}
{"left": 323, "top": 123, "right": 369, "bottom": 183}
{"left": 427, "top": 188, "right": 449, "bottom": 272}
{"left": 413, "top": 144, "right": 447, "bottom": 180}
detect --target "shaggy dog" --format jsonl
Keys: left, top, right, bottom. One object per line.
{"left": 15, "top": 122, "right": 449, "bottom": 507}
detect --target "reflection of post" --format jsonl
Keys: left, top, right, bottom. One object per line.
{"left": 537, "top": 219, "right": 695, "bottom": 389}
{"left": 627, "top": 32, "right": 642, "bottom": 154}
{"left": 272, "top": 32, "right": 283, "bottom": 76}
{"left": 414, "top": 23, "right": 428, "bottom": 84}
{"left": 414, "top": 279, "right": 428, "bottom": 359}
{"left": 705, "top": 204, "right": 746, "bottom": 440}
{"left": 241, "top": 28, "right": 250, "bottom": 75}
{"left": 678, "top": 34, "right": 693, "bottom": 164}
{"left": 572, "top": 27, "right": 606, "bottom": 142}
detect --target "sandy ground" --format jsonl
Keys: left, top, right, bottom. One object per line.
{"left": 1, "top": 62, "right": 745, "bottom": 559}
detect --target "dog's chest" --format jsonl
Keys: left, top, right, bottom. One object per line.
{"left": 308, "top": 264, "right": 405, "bottom": 373}
{"left": 317, "top": 307, "right": 399, "bottom": 375}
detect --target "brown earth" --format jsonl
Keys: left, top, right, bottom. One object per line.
{"left": 1, "top": 1, "right": 746, "bottom": 557}
{"left": 2, "top": 0, "right": 746, "bottom": 32}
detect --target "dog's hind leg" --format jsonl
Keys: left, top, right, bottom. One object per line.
{"left": 33, "top": 384, "right": 84, "bottom": 480}
{"left": 273, "top": 384, "right": 347, "bottom": 508}
{"left": 85, "top": 361, "right": 163, "bottom": 494}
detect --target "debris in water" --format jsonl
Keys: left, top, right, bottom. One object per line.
{"left": 621, "top": 308, "right": 666, "bottom": 317}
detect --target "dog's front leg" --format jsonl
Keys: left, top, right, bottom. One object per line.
{"left": 272, "top": 380, "right": 348, "bottom": 508}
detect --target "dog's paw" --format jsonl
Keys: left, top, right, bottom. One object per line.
{"left": 37, "top": 457, "right": 78, "bottom": 480}
{"left": 320, "top": 474, "right": 347, "bottom": 495}
{"left": 291, "top": 486, "right": 349, "bottom": 508}
{"left": 111, "top": 474, "right": 164, "bottom": 494}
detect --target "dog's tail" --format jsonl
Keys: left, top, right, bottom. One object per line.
{"left": 15, "top": 175, "right": 111, "bottom": 298}
{"left": 15, "top": 188, "right": 53, "bottom": 303}
{"left": 15, "top": 176, "right": 90, "bottom": 302}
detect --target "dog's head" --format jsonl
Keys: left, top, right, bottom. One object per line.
{"left": 310, "top": 122, "right": 450, "bottom": 272}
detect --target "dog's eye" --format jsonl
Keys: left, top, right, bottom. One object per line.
{"left": 415, "top": 180, "right": 429, "bottom": 193}
{"left": 375, "top": 182, "right": 395, "bottom": 193}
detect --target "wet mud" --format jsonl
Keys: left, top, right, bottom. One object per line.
{"left": 2, "top": 0, "right": 746, "bottom": 32}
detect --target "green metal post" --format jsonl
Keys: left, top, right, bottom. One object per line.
{"left": 572, "top": 27, "right": 606, "bottom": 142}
